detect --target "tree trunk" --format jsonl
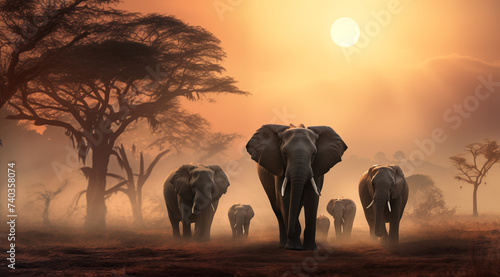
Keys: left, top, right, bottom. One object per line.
{"left": 85, "top": 144, "right": 111, "bottom": 231}
{"left": 128, "top": 190, "right": 144, "bottom": 227}
{"left": 472, "top": 184, "right": 479, "bottom": 217}
{"left": 42, "top": 199, "right": 51, "bottom": 227}
{"left": 136, "top": 184, "right": 144, "bottom": 226}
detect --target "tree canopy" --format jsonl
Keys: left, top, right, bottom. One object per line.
{"left": 4, "top": 5, "right": 247, "bottom": 229}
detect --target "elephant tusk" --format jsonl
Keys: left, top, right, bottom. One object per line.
{"left": 192, "top": 205, "right": 196, "bottom": 214}
{"left": 387, "top": 201, "right": 391, "bottom": 212}
{"left": 281, "top": 177, "right": 288, "bottom": 197}
{"left": 366, "top": 199, "right": 374, "bottom": 209}
{"left": 311, "top": 177, "right": 321, "bottom": 196}
{"left": 233, "top": 223, "right": 237, "bottom": 228}
{"left": 211, "top": 203, "right": 215, "bottom": 212}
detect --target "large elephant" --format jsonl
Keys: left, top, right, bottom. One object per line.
{"left": 228, "top": 204, "right": 255, "bottom": 239}
{"left": 246, "top": 124, "right": 347, "bottom": 250}
{"left": 326, "top": 198, "right": 356, "bottom": 240}
{"left": 163, "top": 163, "right": 230, "bottom": 241}
{"left": 316, "top": 215, "right": 330, "bottom": 241}
{"left": 359, "top": 164, "right": 409, "bottom": 244}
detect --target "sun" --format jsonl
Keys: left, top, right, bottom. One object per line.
{"left": 330, "top": 17, "right": 360, "bottom": 47}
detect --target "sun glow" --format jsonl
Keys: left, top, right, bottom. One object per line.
{"left": 330, "top": 17, "right": 360, "bottom": 47}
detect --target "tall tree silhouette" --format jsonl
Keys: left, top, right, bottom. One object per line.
{"left": 80, "top": 144, "right": 170, "bottom": 226}
{"left": 7, "top": 14, "right": 246, "bottom": 230}
{"left": 450, "top": 140, "right": 500, "bottom": 216}
{"left": 0, "top": 0, "right": 121, "bottom": 110}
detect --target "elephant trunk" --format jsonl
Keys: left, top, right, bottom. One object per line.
{"left": 192, "top": 192, "right": 211, "bottom": 216}
{"left": 286, "top": 163, "right": 310, "bottom": 242}
{"left": 235, "top": 216, "right": 244, "bottom": 236}
{"left": 374, "top": 197, "right": 387, "bottom": 237}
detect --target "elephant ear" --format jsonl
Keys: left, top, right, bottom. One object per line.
{"left": 308, "top": 126, "right": 348, "bottom": 176}
{"left": 244, "top": 205, "right": 255, "bottom": 219}
{"left": 171, "top": 163, "right": 196, "bottom": 200}
{"left": 326, "top": 199, "right": 336, "bottom": 215}
{"left": 365, "top": 165, "right": 377, "bottom": 197}
{"left": 208, "top": 165, "right": 230, "bottom": 200}
{"left": 389, "top": 164, "right": 406, "bottom": 200}
{"left": 246, "top": 124, "right": 290, "bottom": 176}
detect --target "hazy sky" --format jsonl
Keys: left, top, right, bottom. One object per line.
{"left": 118, "top": 0, "right": 500, "bottom": 164}
{"left": 115, "top": 0, "right": 500, "bottom": 217}
{"left": 2, "top": 0, "right": 500, "bottom": 228}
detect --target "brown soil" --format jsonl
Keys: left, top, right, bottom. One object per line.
{"left": 2, "top": 218, "right": 500, "bottom": 276}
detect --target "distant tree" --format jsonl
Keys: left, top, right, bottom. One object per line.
{"left": 406, "top": 174, "right": 454, "bottom": 219}
{"left": 7, "top": 14, "right": 246, "bottom": 230}
{"left": 197, "top": 132, "right": 240, "bottom": 163}
{"left": 450, "top": 140, "right": 500, "bottom": 216}
{"left": 33, "top": 180, "right": 69, "bottom": 226}
{"left": 393, "top": 150, "right": 406, "bottom": 161}
{"left": 374, "top": 151, "right": 388, "bottom": 164}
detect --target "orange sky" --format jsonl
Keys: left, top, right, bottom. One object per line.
{"left": 2, "top": 1, "right": 500, "bottom": 225}
{"left": 118, "top": 0, "right": 500, "bottom": 164}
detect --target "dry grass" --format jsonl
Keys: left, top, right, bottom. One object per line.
{"left": 2, "top": 215, "right": 500, "bottom": 276}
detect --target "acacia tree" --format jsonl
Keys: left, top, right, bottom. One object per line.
{"left": 33, "top": 180, "right": 69, "bottom": 226}
{"left": 7, "top": 15, "right": 246, "bottom": 230}
{"left": 450, "top": 140, "right": 500, "bottom": 216}
{"left": 0, "top": 0, "right": 121, "bottom": 109}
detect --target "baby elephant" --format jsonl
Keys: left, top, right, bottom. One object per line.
{"left": 327, "top": 199, "right": 356, "bottom": 240}
{"left": 228, "top": 204, "right": 254, "bottom": 238}
{"left": 316, "top": 215, "right": 330, "bottom": 241}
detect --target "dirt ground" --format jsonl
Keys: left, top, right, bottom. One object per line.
{"left": 2, "top": 217, "right": 500, "bottom": 277}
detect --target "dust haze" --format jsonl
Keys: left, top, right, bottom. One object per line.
{"left": 2, "top": 0, "right": 500, "bottom": 276}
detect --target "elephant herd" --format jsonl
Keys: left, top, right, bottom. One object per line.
{"left": 163, "top": 124, "right": 409, "bottom": 250}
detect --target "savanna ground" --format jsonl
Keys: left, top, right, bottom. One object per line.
{"left": 2, "top": 216, "right": 500, "bottom": 277}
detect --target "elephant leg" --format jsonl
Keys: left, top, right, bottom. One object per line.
{"left": 260, "top": 169, "right": 286, "bottom": 247}
{"left": 277, "top": 214, "right": 287, "bottom": 248}
{"left": 303, "top": 192, "right": 319, "bottom": 250}
{"left": 389, "top": 200, "right": 401, "bottom": 244}
{"left": 344, "top": 217, "right": 354, "bottom": 240}
{"left": 276, "top": 179, "right": 289, "bottom": 248}
{"left": 380, "top": 222, "right": 389, "bottom": 244}
{"left": 206, "top": 201, "right": 218, "bottom": 241}
{"left": 167, "top": 207, "right": 181, "bottom": 238}
{"left": 364, "top": 210, "right": 377, "bottom": 241}
{"left": 334, "top": 218, "right": 342, "bottom": 240}
{"left": 231, "top": 226, "right": 236, "bottom": 239}
{"left": 244, "top": 222, "right": 250, "bottom": 238}
{"left": 172, "top": 221, "right": 181, "bottom": 238}
{"left": 182, "top": 221, "right": 191, "bottom": 239}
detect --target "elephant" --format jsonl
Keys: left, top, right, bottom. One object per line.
{"left": 326, "top": 198, "right": 356, "bottom": 240}
{"left": 359, "top": 164, "right": 409, "bottom": 244}
{"left": 246, "top": 123, "right": 347, "bottom": 250}
{"left": 316, "top": 215, "right": 330, "bottom": 241}
{"left": 228, "top": 204, "right": 255, "bottom": 239}
{"left": 163, "top": 163, "right": 230, "bottom": 241}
